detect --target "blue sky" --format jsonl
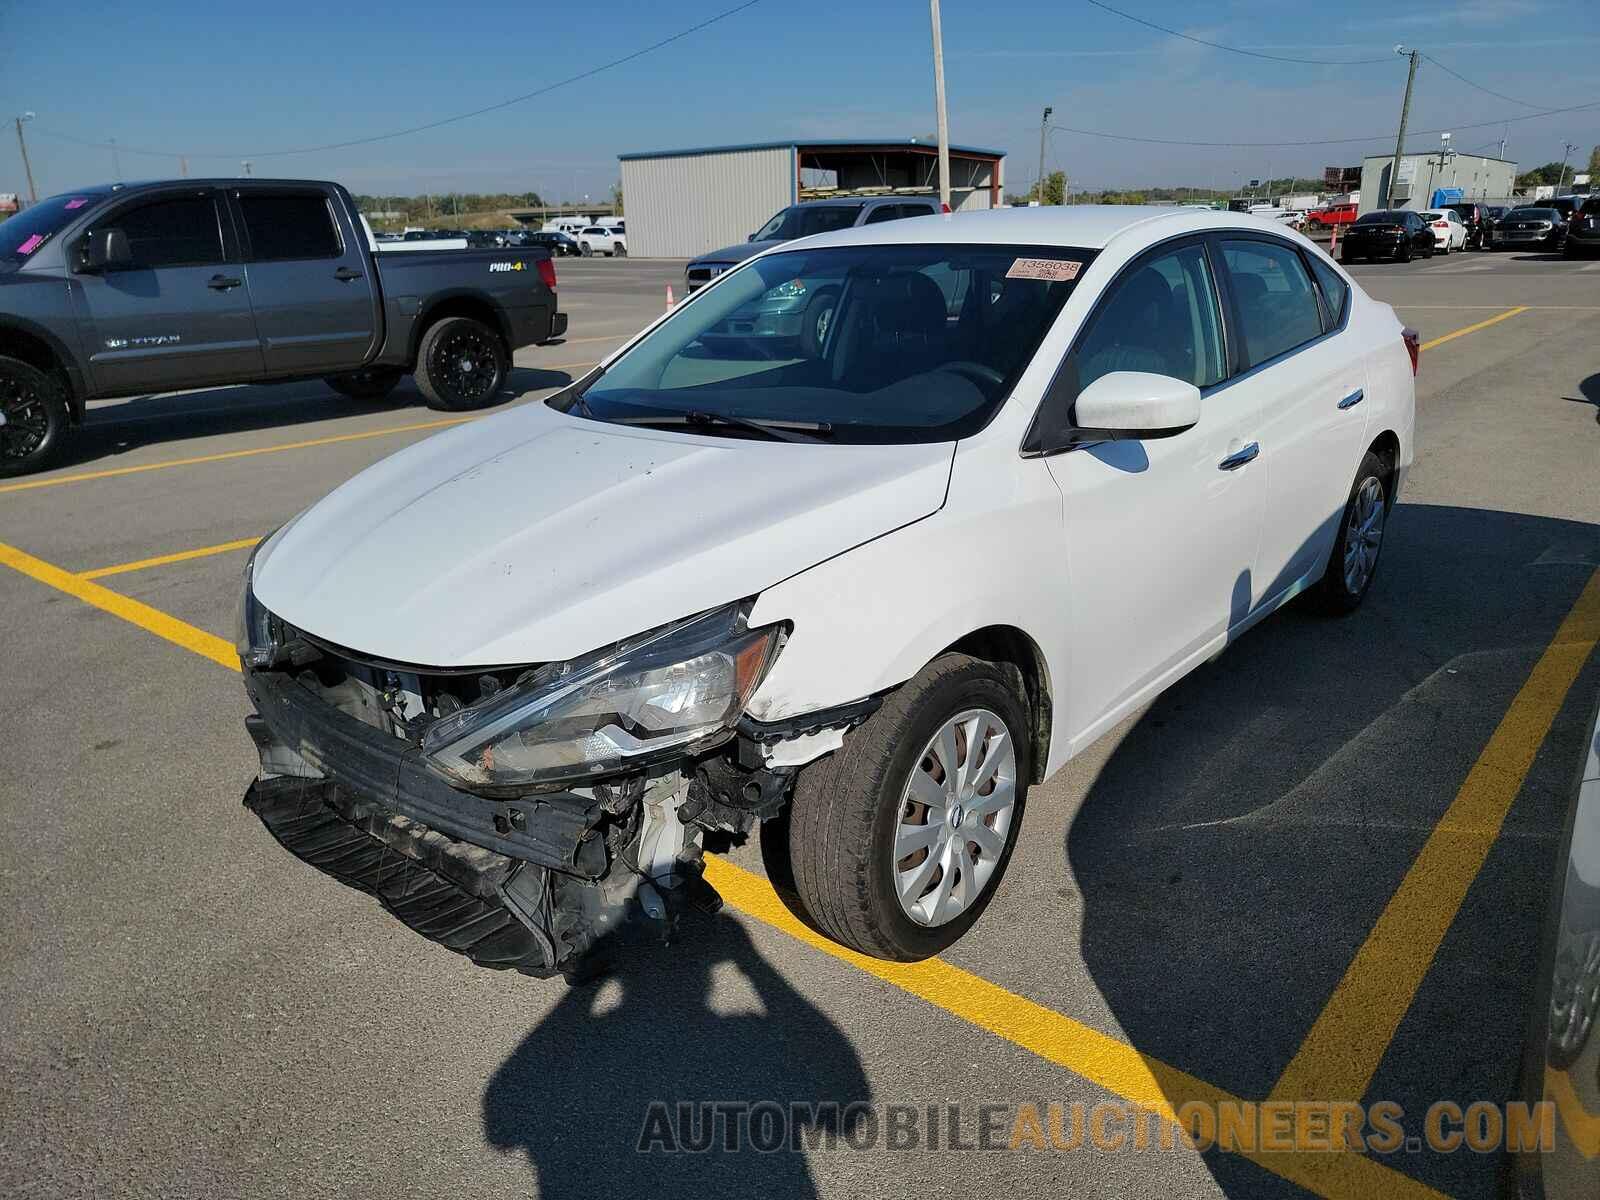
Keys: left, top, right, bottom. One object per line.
{"left": 1, "top": 0, "right": 1595, "bottom": 200}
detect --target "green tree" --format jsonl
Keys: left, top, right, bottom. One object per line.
{"left": 1028, "top": 170, "right": 1066, "bottom": 205}
{"left": 1587, "top": 145, "right": 1600, "bottom": 180}
{"left": 610, "top": 180, "right": 624, "bottom": 215}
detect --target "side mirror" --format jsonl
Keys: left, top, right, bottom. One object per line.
{"left": 1071, "top": 371, "right": 1201, "bottom": 441}
{"left": 77, "top": 228, "right": 132, "bottom": 273}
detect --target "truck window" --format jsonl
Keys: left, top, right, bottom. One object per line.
{"left": 237, "top": 192, "right": 342, "bottom": 261}
{"left": 110, "top": 196, "right": 223, "bottom": 269}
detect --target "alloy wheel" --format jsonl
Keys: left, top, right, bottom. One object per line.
{"left": 892, "top": 708, "right": 1018, "bottom": 927}
{"left": 0, "top": 367, "right": 52, "bottom": 465}
{"left": 1342, "top": 476, "right": 1386, "bottom": 594}
{"left": 429, "top": 326, "right": 500, "bottom": 406}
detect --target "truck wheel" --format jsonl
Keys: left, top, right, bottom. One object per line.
{"left": 580, "top": 243, "right": 593, "bottom": 257}
{"left": 325, "top": 366, "right": 403, "bottom": 402}
{"left": 415, "top": 317, "right": 508, "bottom": 412}
{"left": 0, "top": 355, "right": 69, "bottom": 479}
{"left": 614, "top": 244, "right": 627, "bottom": 258}
{"left": 772, "top": 653, "right": 1029, "bottom": 961}
{"left": 800, "top": 288, "right": 838, "bottom": 357}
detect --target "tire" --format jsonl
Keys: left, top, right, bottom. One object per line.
{"left": 614, "top": 244, "right": 627, "bottom": 258}
{"left": 1313, "top": 449, "right": 1391, "bottom": 615}
{"left": 799, "top": 287, "right": 839, "bottom": 357}
{"left": 771, "top": 652, "right": 1030, "bottom": 960}
{"left": 580, "top": 243, "right": 593, "bottom": 257}
{"left": 0, "top": 355, "right": 70, "bottom": 479}
{"left": 414, "top": 316, "right": 508, "bottom": 412}
{"left": 324, "top": 366, "right": 403, "bottom": 401}
{"left": 1397, "top": 242, "right": 1412, "bottom": 263}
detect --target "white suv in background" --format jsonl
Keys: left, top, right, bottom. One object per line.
{"left": 579, "top": 226, "right": 627, "bottom": 257}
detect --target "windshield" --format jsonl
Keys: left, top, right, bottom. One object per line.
{"left": 753, "top": 204, "right": 864, "bottom": 242}
{"left": 557, "top": 243, "right": 1092, "bottom": 444}
{"left": 0, "top": 193, "right": 103, "bottom": 268}
{"left": 1354, "top": 211, "right": 1401, "bottom": 225}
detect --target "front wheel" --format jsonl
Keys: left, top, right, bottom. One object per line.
{"left": 1398, "top": 242, "right": 1413, "bottom": 262}
{"left": 1313, "top": 449, "right": 1390, "bottom": 615}
{"left": 768, "top": 653, "right": 1029, "bottom": 960}
{"left": 0, "top": 355, "right": 70, "bottom": 479}
{"left": 414, "top": 316, "right": 508, "bottom": 412}
{"left": 799, "top": 287, "right": 838, "bottom": 356}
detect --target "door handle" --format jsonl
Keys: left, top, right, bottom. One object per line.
{"left": 334, "top": 266, "right": 363, "bottom": 282}
{"left": 208, "top": 274, "right": 242, "bottom": 291}
{"left": 1218, "top": 442, "right": 1260, "bottom": 471}
{"left": 1337, "top": 388, "right": 1364, "bottom": 410}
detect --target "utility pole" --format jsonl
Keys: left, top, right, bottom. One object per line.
{"left": 13, "top": 111, "right": 37, "bottom": 204}
{"left": 1036, "top": 106, "right": 1053, "bottom": 205}
{"left": 929, "top": 0, "right": 951, "bottom": 212}
{"left": 179, "top": 156, "right": 188, "bottom": 178}
{"left": 1385, "top": 46, "right": 1420, "bottom": 209}
{"left": 1555, "top": 141, "right": 1577, "bottom": 193}
{"left": 241, "top": 160, "right": 252, "bottom": 177}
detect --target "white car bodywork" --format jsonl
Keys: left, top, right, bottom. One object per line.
{"left": 254, "top": 206, "right": 1415, "bottom": 783}
{"left": 578, "top": 226, "right": 626, "bottom": 256}
{"left": 1419, "top": 209, "right": 1468, "bottom": 251}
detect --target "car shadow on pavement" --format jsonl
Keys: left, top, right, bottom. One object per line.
{"left": 1067, "top": 502, "right": 1600, "bottom": 1197}
{"left": 482, "top": 908, "right": 869, "bottom": 1198}
{"left": 55, "top": 368, "right": 578, "bottom": 472}
{"left": 1567, "top": 373, "right": 1600, "bottom": 425}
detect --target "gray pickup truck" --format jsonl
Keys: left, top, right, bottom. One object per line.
{"left": 0, "top": 179, "right": 566, "bottom": 476}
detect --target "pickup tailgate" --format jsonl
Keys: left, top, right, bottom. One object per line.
{"left": 371, "top": 247, "right": 565, "bottom": 365}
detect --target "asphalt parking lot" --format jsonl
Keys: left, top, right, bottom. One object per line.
{"left": 2, "top": 249, "right": 1598, "bottom": 1200}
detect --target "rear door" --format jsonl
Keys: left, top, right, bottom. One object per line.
{"left": 69, "top": 187, "right": 262, "bottom": 395}
{"left": 1214, "top": 234, "right": 1369, "bottom": 604}
{"left": 230, "top": 187, "right": 379, "bottom": 376}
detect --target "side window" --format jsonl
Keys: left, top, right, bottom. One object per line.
{"left": 1220, "top": 239, "right": 1325, "bottom": 368}
{"left": 237, "top": 192, "right": 341, "bottom": 260}
{"left": 864, "top": 205, "right": 904, "bottom": 224}
{"left": 1308, "top": 256, "right": 1349, "bottom": 329}
{"left": 109, "top": 195, "right": 222, "bottom": 269}
{"left": 1073, "top": 242, "right": 1225, "bottom": 393}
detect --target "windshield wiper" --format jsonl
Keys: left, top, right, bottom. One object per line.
{"left": 610, "top": 409, "right": 833, "bottom": 443}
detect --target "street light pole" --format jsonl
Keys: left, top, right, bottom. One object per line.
{"left": 1036, "top": 106, "right": 1053, "bottom": 205}
{"left": 1555, "top": 142, "right": 1577, "bottom": 193}
{"left": 13, "top": 111, "right": 37, "bottom": 204}
{"left": 1385, "top": 46, "right": 1420, "bottom": 209}
{"left": 929, "top": 0, "right": 951, "bottom": 212}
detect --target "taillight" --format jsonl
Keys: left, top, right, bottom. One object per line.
{"left": 537, "top": 257, "right": 557, "bottom": 290}
{"left": 1433, "top": 221, "right": 1448, "bottom": 229}
{"left": 1402, "top": 327, "right": 1420, "bottom": 375}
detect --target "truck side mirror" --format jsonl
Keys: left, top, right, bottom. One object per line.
{"left": 78, "top": 228, "right": 132, "bottom": 273}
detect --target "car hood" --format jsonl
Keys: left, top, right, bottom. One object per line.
{"left": 252, "top": 402, "right": 955, "bottom": 667}
{"left": 689, "top": 240, "right": 778, "bottom": 268}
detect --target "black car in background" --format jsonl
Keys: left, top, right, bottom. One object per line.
{"left": 1443, "top": 201, "right": 1491, "bottom": 250}
{"left": 522, "top": 230, "right": 582, "bottom": 257}
{"left": 1339, "top": 209, "right": 1436, "bottom": 263}
{"left": 1495, "top": 206, "right": 1569, "bottom": 251}
{"left": 1481, "top": 205, "right": 1509, "bottom": 248}
{"left": 1566, "top": 196, "right": 1600, "bottom": 258}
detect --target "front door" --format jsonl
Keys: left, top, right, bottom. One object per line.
{"left": 1047, "top": 236, "right": 1265, "bottom": 738}
{"left": 230, "top": 188, "right": 379, "bottom": 376}
{"left": 69, "top": 189, "right": 262, "bottom": 395}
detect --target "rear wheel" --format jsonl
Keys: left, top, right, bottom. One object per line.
{"left": 1397, "top": 241, "right": 1413, "bottom": 262}
{"left": 414, "top": 316, "right": 508, "bottom": 412}
{"left": 799, "top": 287, "right": 839, "bottom": 356}
{"left": 1314, "top": 449, "right": 1390, "bottom": 615}
{"left": 0, "top": 355, "right": 69, "bottom": 479}
{"left": 325, "top": 366, "right": 403, "bottom": 402}
{"left": 769, "top": 653, "right": 1029, "bottom": 960}
{"left": 614, "top": 243, "right": 627, "bottom": 258}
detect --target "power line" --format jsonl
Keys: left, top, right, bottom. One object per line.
{"left": 1081, "top": 0, "right": 1396, "bottom": 65}
{"left": 1419, "top": 53, "right": 1549, "bottom": 111}
{"left": 33, "top": 0, "right": 764, "bottom": 163}
{"left": 1048, "top": 95, "right": 1600, "bottom": 148}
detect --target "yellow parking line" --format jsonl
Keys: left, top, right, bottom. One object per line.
{"left": 1271, "top": 566, "right": 1600, "bottom": 1108}
{"left": 78, "top": 535, "right": 261, "bottom": 580}
{"left": 0, "top": 361, "right": 598, "bottom": 497}
{"left": 1419, "top": 306, "right": 1528, "bottom": 351}
{"left": 0, "top": 540, "right": 239, "bottom": 669}
{"left": 0, "top": 531, "right": 1456, "bottom": 1199}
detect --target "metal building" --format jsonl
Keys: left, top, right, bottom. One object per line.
{"left": 1358, "top": 151, "right": 1517, "bottom": 214}
{"left": 618, "top": 138, "right": 1006, "bottom": 258}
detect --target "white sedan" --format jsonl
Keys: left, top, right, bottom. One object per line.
{"left": 239, "top": 207, "right": 1418, "bottom": 976}
{"left": 577, "top": 225, "right": 627, "bottom": 256}
{"left": 1419, "top": 208, "right": 1468, "bottom": 253}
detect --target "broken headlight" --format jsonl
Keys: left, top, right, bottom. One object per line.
{"left": 420, "top": 602, "right": 783, "bottom": 793}
{"left": 235, "top": 537, "right": 277, "bottom": 669}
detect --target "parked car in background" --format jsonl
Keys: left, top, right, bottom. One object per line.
{"left": 1418, "top": 208, "right": 1468, "bottom": 253}
{"left": 1564, "top": 195, "right": 1600, "bottom": 258}
{"left": 685, "top": 195, "right": 940, "bottom": 292}
{"left": 1495, "top": 206, "right": 1569, "bottom": 251}
{"left": 1339, "top": 210, "right": 1436, "bottom": 263}
{"left": 1308, "top": 203, "right": 1359, "bottom": 230}
{"left": 1274, "top": 211, "right": 1308, "bottom": 232}
{"left": 523, "top": 230, "right": 583, "bottom": 257}
{"left": 578, "top": 226, "right": 627, "bottom": 257}
{"left": 238, "top": 205, "right": 1417, "bottom": 981}
{"left": 1441, "top": 202, "right": 1490, "bottom": 250}
{"left": 1544, "top": 196, "right": 1582, "bottom": 224}
{"left": 1480, "top": 205, "right": 1509, "bottom": 249}
{"left": 0, "top": 179, "right": 566, "bottom": 475}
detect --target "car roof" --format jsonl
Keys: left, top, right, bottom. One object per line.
{"left": 777, "top": 204, "right": 1312, "bottom": 253}
{"left": 792, "top": 195, "right": 936, "bottom": 209}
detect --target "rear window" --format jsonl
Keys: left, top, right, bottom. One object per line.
{"left": 238, "top": 192, "right": 342, "bottom": 260}
{"left": 1354, "top": 211, "right": 1399, "bottom": 225}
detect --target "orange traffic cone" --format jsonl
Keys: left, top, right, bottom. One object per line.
{"left": 666, "top": 284, "right": 676, "bottom": 310}
{"left": 1330, "top": 223, "right": 1339, "bottom": 254}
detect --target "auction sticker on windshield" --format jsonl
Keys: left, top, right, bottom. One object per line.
{"left": 1007, "top": 257, "right": 1082, "bottom": 282}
